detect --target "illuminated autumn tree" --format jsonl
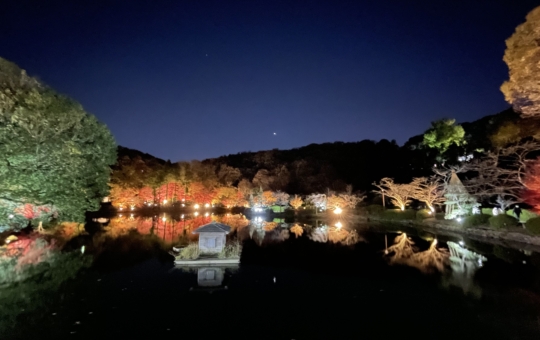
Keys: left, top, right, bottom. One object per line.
{"left": 372, "top": 178, "right": 413, "bottom": 210}
{"left": 490, "top": 121, "right": 522, "bottom": 148}
{"left": 501, "top": 6, "right": 540, "bottom": 118}
{"left": 237, "top": 178, "right": 253, "bottom": 197}
{"left": 252, "top": 169, "right": 274, "bottom": 190}
{"left": 306, "top": 193, "right": 327, "bottom": 212}
{"left": 326, "top": 194, "right": 345, "bottom": 211}
{"left": 272, "top": 191, "right": 290, "bottom": 211}
{"left": 410, "top": 176, "right": 445, "bottom": 211}
{"left": 338, "top": 193, "right": 365, "bottom": 209}
{"left": 289, "top": 195, "right": 303, "bottom": 210}
{"left": 462, "top": 140, "right": 540, "bottom": 209}
{"left": 217, "top": 164, "right": 241, "bottom": 186}
{"left": 252, "top": 190, "right": 277, "bottom": 208}
{"left": 523, "top": 157, "right": 540, "bottom": 213}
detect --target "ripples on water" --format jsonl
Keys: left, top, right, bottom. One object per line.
{"left": 3, "top": 212, "right": 540, "bottom": 339}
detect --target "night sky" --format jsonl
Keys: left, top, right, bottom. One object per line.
{"left": 2, "top": 0, "right": 539, "bottom": 161}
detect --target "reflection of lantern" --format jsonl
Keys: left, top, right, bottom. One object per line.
{"left": 334, "top": 207, "right": 342, "bottom": 214}
{"left": 335, "top": 222, "right": 342, "bottom": 229}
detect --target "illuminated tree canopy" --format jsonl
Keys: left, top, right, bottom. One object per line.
{"left": 422, "top": 119, "right": 465, "bottom": 155}
{"left": 0, "top": 57, "right": 117, "bottom": 230}
{"left": 501, "top": 6, "right": 540, "bottom": 118}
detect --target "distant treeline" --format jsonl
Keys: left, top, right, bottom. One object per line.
{"left": 110, "top": 108, "right": 539, "bottom": 207}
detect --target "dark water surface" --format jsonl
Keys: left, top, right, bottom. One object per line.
{"left": 3, "top": 214, "right": 540, "bottom": 340}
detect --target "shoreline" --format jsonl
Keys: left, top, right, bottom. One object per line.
{"left": 352, "top": 215, "right": 540, "bottom": 252}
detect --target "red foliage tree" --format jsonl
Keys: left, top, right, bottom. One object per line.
{"left": 523, "top": 157, "right": 540, "bottom": 213}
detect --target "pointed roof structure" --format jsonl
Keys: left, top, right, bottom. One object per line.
{"left": 445, "top": 171, "right": 469, "bottom": 195}
{"left": 192, "top": 222, "right": 231, "bottom": 234}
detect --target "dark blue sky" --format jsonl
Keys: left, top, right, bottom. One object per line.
{"left": 2, "top": 0, "right": 539, "bottom": 161}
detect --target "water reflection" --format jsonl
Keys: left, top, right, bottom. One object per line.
{"left": 197, "top": 267, "right": 224, "bottom": 287}
{"left": 384, "top": 233, "right": 449, "bottom": 271}
{"left": 443, "top": 241, "right": 487, "bottom": 296}
{"left": 102, "top": 213, "right": 368, "bottom": 248}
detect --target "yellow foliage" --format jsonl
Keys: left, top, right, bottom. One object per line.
{"left": 290, "top": 224, "right": 303, "bottom": 237}
{"left": 289, "top": 195, "right": 303, "bottom": 210}
{"left": 263, "top": 221, "right": 278, "bottom": 231}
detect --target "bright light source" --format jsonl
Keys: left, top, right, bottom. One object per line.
{"left": 428, "top": 211, "right": 432, "bottom": 215}
{"left": 194, "top": 204, "right": 200, "bottom": 209}
{"left": 119, "top": 207, "right": 123, "bottom": 211}
{"left": 334, "top": 207, "right": 342, "bottom": 214}
{"left": 335, "top": 222, "right": 342, "bottom": 229}
{"left": 81, "top": 245, "right": 85, "bottom": 254}
{"left": 204, "top": 212, "right": 209, "bottom": 217}
{"left": 130, "top": 214, "right": 134, "bottom": 217}
{"left": 204, "top": 203, "right": 210, "bottom": 208}
{"left": 8, "top": 214, "right": 14, "bottom": 219}
{"left": 456, "top": 217, "right": 462, "bottom": 222}
{"left": 119, "top": 214, "right": 123, "bottom": 217}
{"left": 163, "top": 200, "right": 168, "bottom": 204}
{"left": 400, "top": 207, "right": 405, "bottom": 211}
{"left": 181, "top": 214, "right": 184, "bottom": 219}
{"left": 194, "top": 212, "right": 199, "bottom": 217}
{"left": 162, "top": 217, "right": 166, "bottom": 222}
{"left": 130, "top": 207, "right": 135, "bottom": 211}
{"left": 432, "top": 239, "right": 437, "bottom": 246}
{"left": 181, "top": 204, "right": 185, "bottom": 207}
{"left": 459, "top": 240, "right": 465, "bottom": 246}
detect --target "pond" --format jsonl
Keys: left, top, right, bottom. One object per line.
{"left": 2, "top": 212, "right": 540, "bottom": 340}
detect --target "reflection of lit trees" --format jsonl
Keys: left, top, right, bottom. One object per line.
{"left": 385, "top": 235, "right": 452, "bottom": 273}
{"left": 408, "top": 240, "right": 450, "bottom": 273}
{"left": 443, "top": 241, "right": 487, "bottom": 296}
{"left": 309, "top": 228, "right": 328, "bottom": 242}
{"left": 385, "top": 233, "right": 417, "bottom": 262}
{"left": 328, "top": 228, "right": 348, "bottom": 243}
{"left": 290, "top": 224, "right": 304, "bottom": 237}
{"left": 213, "top": 214, "right": 249, "bottom": 232}
{"left": 309, "top": 226, "right": 361, "bottom": 245}
{"left": 263, "top": 221, "right": 278, "bottom": 231}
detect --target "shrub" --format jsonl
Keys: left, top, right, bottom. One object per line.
{"left": 462, "top": 214, "right": 490, "bottom": 228}
{"left": 481, "top": 208, "right": 494, "bottom": 216}
{"left": 365, "top": 205, "right": 384, "bottom": 215}
{"left": 525, "top": 217, "right": 540, "bottom": 235}
{"left": 488, "top": 215, "right": 519, "bottom": 229}
{"left": 381, "top": 209, "right": 416, "bottom": 221}
{"left": 176, "top": 243, "right": 199, "bottom": 260}
{"left": 435, "top": 212, "right": 446, "bottom": 220}
{"left": 218, "top": 241, "right": 242, "bottom": 259}
{"left": 416, "top": 209, "right": 433, "bottom": 220}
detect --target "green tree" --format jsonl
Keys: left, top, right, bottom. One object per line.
{"left": 0, "top": 57, "right": 116, "bottom": 230}
{"left": 501, "top": 6, "right": 540, "bottom": 118}
{"left": 422, "top": 119, "right": 465, "bottom": 155}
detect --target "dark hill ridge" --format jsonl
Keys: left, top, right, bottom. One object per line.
{"left": 116, "top": 108, "right": 530, "bottom": 194}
